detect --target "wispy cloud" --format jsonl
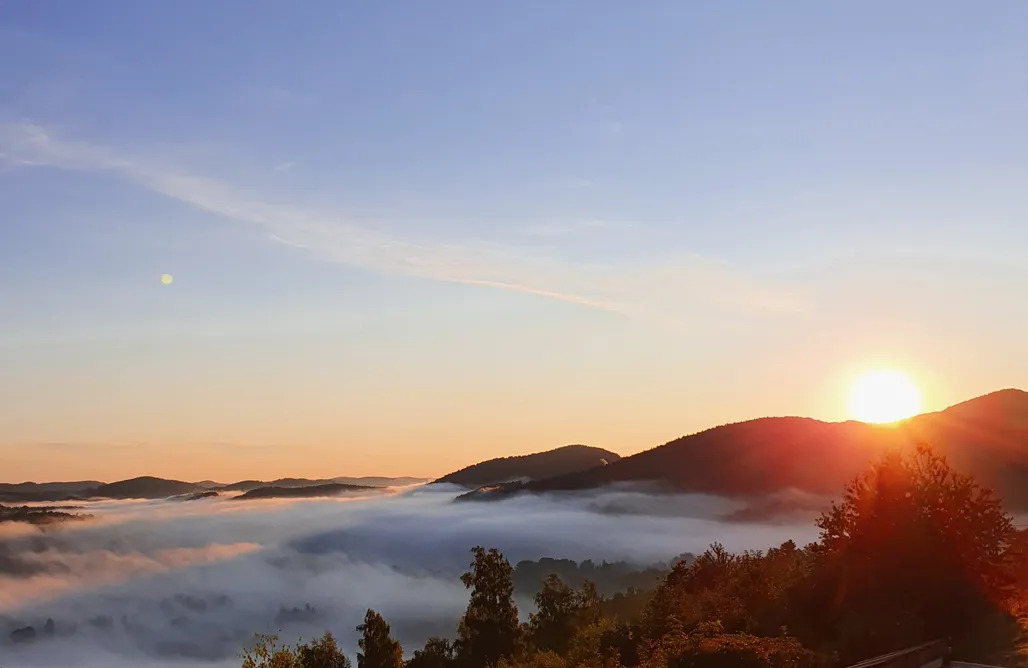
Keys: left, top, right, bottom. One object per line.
{"left": 0, "top": 123, "right": 806, "bottom": 320}
{"left": 273, "top": 161, "right": 296, "bottom": 172}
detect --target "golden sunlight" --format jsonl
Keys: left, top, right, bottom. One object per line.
{"left": 847, "top": 369, "right": 923, "bottom": 424}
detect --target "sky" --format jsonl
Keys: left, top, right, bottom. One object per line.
{"left": 2, "top": 1, "right": 1027, "bottom": 483}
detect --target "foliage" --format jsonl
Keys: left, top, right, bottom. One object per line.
{"left": 514, "top": 557, "right": 686, "bottom": 598}
{"left": 300, "top": 632, "right": 353, "bottom": 668}
{"left": 357, "top": 609, "right": 403, "bottom": 668}
{"left": 806, "top": 444, "right": 1016, "bottom": 660}
{"left": 641, "top": 541, "right": 810, "bottom": 642}
{"left": 640, "top": 622, "right": 818, "bottom": 668}
{"left": 528, "top": 574, "right": 603, "bottom": 654}
{"left": 406, "top": 637, "right": 455, "bottom": 668}
{"left": 456, "top": 546, "right": 521, "bottom": 667}
{"left": 242, "top": 633, "right": 352, "bottom": 668}
{"left": 496, "top": 650, "right": 568, "bottom": 668}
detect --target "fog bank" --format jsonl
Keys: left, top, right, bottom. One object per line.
{"left": 1, "top": 485, "right": 822, "bottom": 667}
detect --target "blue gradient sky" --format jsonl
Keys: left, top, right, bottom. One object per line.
{"left": 2, "top": 1, "right": 1027, "bottom": 481}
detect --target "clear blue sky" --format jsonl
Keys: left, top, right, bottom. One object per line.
{"left": 2, "top": 1, "right": 1027, "bottom": 481}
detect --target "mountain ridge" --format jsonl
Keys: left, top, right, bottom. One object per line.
{"left": 464, "top": 389, "right": 1028, "bottom": 510}
{"left": 0, "top": 475, "right": 428, "bottom": 502}
{"left": 434, "top": 444, "right": 621, "bottom": 487}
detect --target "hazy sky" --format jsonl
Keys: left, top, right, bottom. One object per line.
{"left": 2, "top": 1, "right": 1027, "bottom": 482}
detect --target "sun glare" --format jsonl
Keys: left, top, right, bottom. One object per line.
{"left": 847, "top": 369, "right": 923, "bottom": 424}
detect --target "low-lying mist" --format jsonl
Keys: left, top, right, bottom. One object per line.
{"left": 0, "top": 485, "right": 824, "bottom": 668}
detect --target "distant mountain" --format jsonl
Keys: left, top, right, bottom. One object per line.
{"left": 340, "top": 476, "right": 428, "bottom": 487}
{"left": 435, "top": 444, "right": 622, "bottom": 487}
{"left": 217, "top": 476, "right": 427, "bottom": 492}
{"left": 469, "top": 390, "right": 1028, "bottom": 511}
{"left": 0, "top": 481, "right": 103, "bottom": 502}
{"left": 0, "top": 481, "right": 102, "bottom": 494}
{"left": 0, "top": 475, "right": 428, "bottom": 501}
{"left": 89, "top": 476, "right": 202, "bottom": 499}
{"left": 233, "top": 483, "right": 379, "bottom": 500}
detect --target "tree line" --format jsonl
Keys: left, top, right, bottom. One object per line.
{"left": 241, "top": 445, "right": 1027, "bottom": 668}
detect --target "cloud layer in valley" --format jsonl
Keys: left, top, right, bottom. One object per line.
{"left": 0, "top": 485, "right": 822, "bottom": 668}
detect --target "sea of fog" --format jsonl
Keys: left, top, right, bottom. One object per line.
{"left": 0, "top": 485, "right": 822, "bottom": 668}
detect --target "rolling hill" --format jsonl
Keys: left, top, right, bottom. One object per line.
{"left": 89, "top": 476, "right": 202, "bottom": 499}
{"left": 435, "top": 444, "right": 621, "bottom": 487}
{"left": 0, "top": 475, "right": 428, "bottom": 501}
{"left": 0, "top": 481, "right": 104, "bottom": 502}
{"left": 233, "top": 483, "right": 379, "bottom": 500}
{"left": 216, "top": 476, "right": 426, "bottom": 492}
{"left": 468, "top": 390, "right": 1028, "bottom": 511}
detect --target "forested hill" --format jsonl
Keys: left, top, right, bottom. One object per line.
{"left": 492, "top": 389, "right": 1028, "bottom": 511}
{"left": 435, "top": 444, "right": 621, "bottom": 487}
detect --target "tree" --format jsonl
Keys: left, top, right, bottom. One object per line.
{"left": 529, "top": 575, "right": 581, "bottom": 654}
{"left": 241, "top": 634, "right": 300, "bottom": 668}
{"left": 357, "top": 609, "right": 403, "bottom": 668}
{"left": 300, "top": 632, "right": 352, "bottom": 668}
{"left": 242, "top": 633, "right": 351, "bottom": 668}
{"left": 406, "top": 637, "right": 455, "bottom": 668}
{"left": 456, "top": 546, "right": 521, "bottom": 667}
{"left": 808, "top": 444, "right": 1016, "bottom": 659}
{"left": 642, "top": 623, "right": 817, "bottom": 668}
{"left": 529, "top": 575, "right": 605, "bottom": 654}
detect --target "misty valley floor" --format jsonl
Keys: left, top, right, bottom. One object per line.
{"left": 0, "top": 485, "right": 819, "bottom": 668}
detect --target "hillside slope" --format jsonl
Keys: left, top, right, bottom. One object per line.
{"left": 89, "top": 476, "right": 202, "bottom": 499}
{"left": 435, "top": 444, "right": 621, "bottom": 487}
{"left": 217, "top": 476, "right": 426, "bottom": 492}
{"left": 233, "top": 483, "right": 378, "bottom": 500}
{"left": 500, "top": 390, "right": 1028, "bottom": 510}
{"left": 0, "top": 481, "right": 104, "bottom": 502}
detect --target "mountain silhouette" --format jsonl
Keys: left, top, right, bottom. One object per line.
{"left": 0, "top": 475, "right": 428, "bottom": 502}
{"left": 435, "top": 444, "right": 621, "bottom": 487}
{"left": 0, "top": 481, "right": 104, "bottom": 502}
{"left": 470, "top": 390, "right": 1028, "bottom": 511}
{"left": 216, "top": 476, "right": 425, "bottom": 492}
{"left": 232, "top": 483, "right": 379, "bottom": 500}
{"left": 89, "top": 476, "right": 203, "bottom": 499}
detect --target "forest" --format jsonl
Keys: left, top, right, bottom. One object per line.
{"left": 240, "top": 445, "right": 1028, "bottom": 668}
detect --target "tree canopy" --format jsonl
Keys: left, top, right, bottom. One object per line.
{"left": 457, "top": 546, "right": 521, "bottom": 667}
{"left": 357, "top": 609, "right": 403, "bottom": 668}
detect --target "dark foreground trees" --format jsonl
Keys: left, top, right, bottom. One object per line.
{"left": 357, "top": 609, "right": 404, "bottom": 668}
{"left": 805, "top": 444, "right": 1017, "bottom": 660}
{"left": 242, "top": 444, "right": 1024, "bottom": 668}
{"left": 241, "top": 632, "right": 351, "bottom": 668}
{"left": 456, "top": 546, "right": 521, "bottom": 667}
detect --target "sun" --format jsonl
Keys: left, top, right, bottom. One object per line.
{"left": 847, "top": 369, "right": 923, "bottom": 424}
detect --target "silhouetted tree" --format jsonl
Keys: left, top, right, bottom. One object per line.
{"left": 528, "top": 575, "right": 605, "bottom": 654}
{"left": 807, "top": 444, "right": 1016, "bottom": 659}
{"left": 529, "top": 575, "right": 581, "bottom": 654}
{"left": 406, "top": 638, "right": 455, "bottom": 668}
{"left": 300, "top": 632, "right": 352, "bottom": 668}
{"left": 242, "top": 632, "right": 350, "bottom": 668}
{"left": 456, "top": 546, "right": 520, "bottom": 667}
{"left": 640, "top": 619, "right": 818, "bottom": 668}
{"left": 357, "top": 609, "right": 403, "bottom": 668}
